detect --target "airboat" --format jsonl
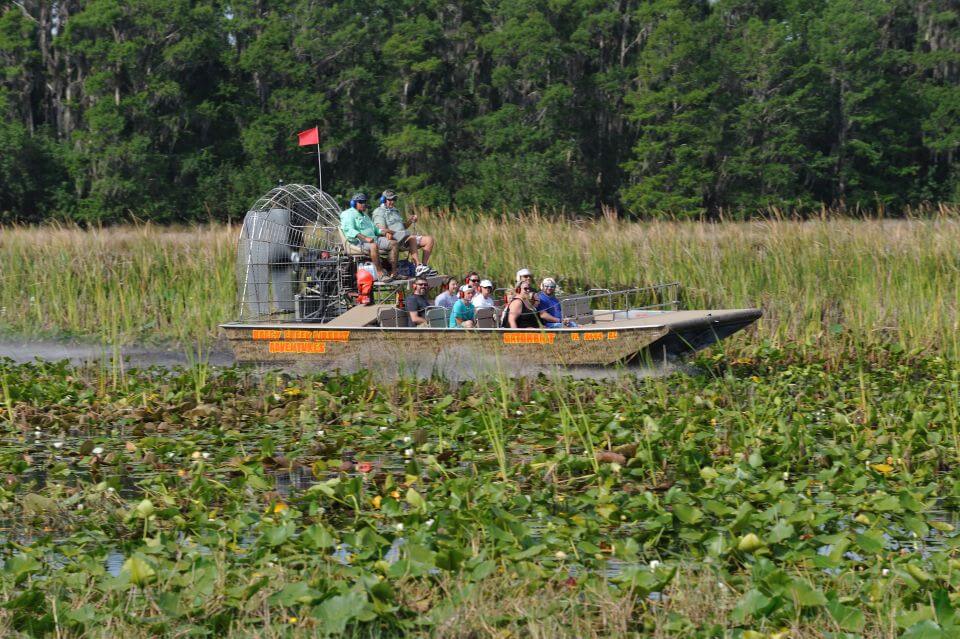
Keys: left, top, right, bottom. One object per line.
{"left": 219, "top": 185, "right": 762, "bottom": 367}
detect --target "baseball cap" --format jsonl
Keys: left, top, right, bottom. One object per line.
{"left": 516, "top": 268, "right": 532, "bottom": 280}
{"left": 541, "top": 277, "right": 557, "bottom": 289}
{"left": 479, "top": 279, "right": 493, "bottom": 288}
{"left": 382, "top": 189, "right": 398, "bottom": 200}
{"left": 459, "top": 284, "right": 474, "bottom": 293}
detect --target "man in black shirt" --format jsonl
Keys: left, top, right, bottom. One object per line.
{"left": 405, "top": 278, "right": 431, "bottom": 326}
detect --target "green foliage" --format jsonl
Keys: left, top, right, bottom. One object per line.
{"left": 0, "top": 0, "right": 959, "bottom": 220}
{"left": 2, "top": 347, "right": 960, "bottom": 634}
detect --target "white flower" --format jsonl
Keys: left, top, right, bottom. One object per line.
{"left": 33, "top": 430, "right": 42, "bottom": 437}
{"left": 53, "top": 442, "right": 63, "bottom": 449}
{"left": 555, "top": 551, "right": 567, "bottom": 560}
{"left": 404, "top": 448, "right": 413, "bottom": 457}
{"left": 403, "top": 436, "right": 412, "bottom": 443}
{"left": 395, "top": 523, "right": 404, "bottom": 532}
{"left": 379, "top": 426, "right": 388, "bottom": 432}
{"left": 77, "top": 503, "right": 84, "bottom": 511}
{"left": 202, "top": 452, "right": 210, "bottom": 459}
{"left": 106, "top": 487, "right": 115, "bottom": 493}
{"left": 166, "top": 452, "right": 175, "bottom": 458}
{"left": 317, "top": 429, "right": 325, "bottom": 437}
{"left": 470, "top": 431, "right": 477, "bottom": 436}
{"left": 425, "top": 519, "right": 435, "bottom": 527}
{"left": 515, "top": 410, "right": 523, "bottom": 416}
{"left": 649, "top": 560, "right": 661, "bottom": 570}
{"left": 782, "top": 472, "right": 790, "bottom": 480}
{"left": 92, "top": 446, "right": 104, "bottom": 455}
{"left": 882, "top": 568, "right": 890, "bottom": 576}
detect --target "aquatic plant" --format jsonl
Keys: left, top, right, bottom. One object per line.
{"left": 2, "top": 346, "right": 959, "bottom": 636}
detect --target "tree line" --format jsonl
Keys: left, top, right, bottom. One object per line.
{"left": 1, "top": 0, "right": 958, "bottom": 222}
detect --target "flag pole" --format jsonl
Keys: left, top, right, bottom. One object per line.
{"left": 316, "top": 133, "right": 323, "bottom": 193}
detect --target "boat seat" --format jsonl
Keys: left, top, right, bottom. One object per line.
{"left": 562, "top": 296, "right": 594, "bottom": 325}
{"left": 338, "top": 227, "right": 391, "bottom": 259}
{"left": 576, "top": 296, "right": 595, "bottom": 324}
{"left": 377, "top": 307, "right": 410, "bottom": 328}
{"left": 474, "top": 306, "right": 497, "bottom": 328}
{"left": 425, "top": 306, "right": 450, "bottom": 328}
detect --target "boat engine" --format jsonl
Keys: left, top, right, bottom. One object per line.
{"left": 235, "top": 183, "right": 352, "bottom": 323}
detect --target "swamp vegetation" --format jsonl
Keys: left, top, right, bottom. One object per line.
{"left": 2, "top": 349, "right": 960, "bottom": 637}
{"left": 1, "top": 216, "right": 960, "bottom": 636}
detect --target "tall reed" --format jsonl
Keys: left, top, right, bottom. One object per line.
{"left": 1, "top": 215, "right": 959, "bottom": 356}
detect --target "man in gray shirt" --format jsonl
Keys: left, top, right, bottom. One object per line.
{"left": 372, "top": 190, "right": 436, "bottom": 276}
{"left": 405, "top": 277, "right": 431, "bottom": 326}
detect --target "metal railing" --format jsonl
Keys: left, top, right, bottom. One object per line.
{"left": 562, "top": 282, "right": 681, "bottom": 323}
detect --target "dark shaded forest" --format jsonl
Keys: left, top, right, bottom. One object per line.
{"left": 1, "top": 0, "right": 958, "bottom": 222}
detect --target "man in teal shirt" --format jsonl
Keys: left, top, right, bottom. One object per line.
{"left": 340, "top": 192, "right": 398, "bottom": 282}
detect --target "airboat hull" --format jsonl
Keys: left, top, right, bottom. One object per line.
{"left": 219, "top": 308, "right": 761, "bottom": 367}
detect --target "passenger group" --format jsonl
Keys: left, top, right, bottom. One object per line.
{"left": 341, "top": 188, "right": 576, "bottom": 329}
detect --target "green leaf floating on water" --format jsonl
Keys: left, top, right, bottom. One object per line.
{"left": 731, "top": 589, "right": 772, "bottom": 622}
{"left": 405, "top": 487, "right": 426, "bottom": 512}
{"left": 269, "top": 582, "right": 321, "bottom": 606}
{"left": 673, "top": 503, "right": 703, "bottom": 525}
{"left": 826, "top": 596, "right": 866, "bottom": 632}
{"left": 767, "top": 520, "right": 795, "bottom": 544}
{"left": 787, "top": 579, "right": 826, "bottom": 607}
{"left": 4, "top": 554, "right": 41, "bottom": 584}
{"left": 120, "top": 555, "right": 155, "bottom": 586}
{"left": 855, "top": 531, "right": 885, "bottom": 554}
{"left": 21, "top": 493, "right": 57, "bottom": 516}
{"left": 901, "top": 620, "right": 944, "bottom": 639}
{"left": 312, "top": 590, "right": 372, "bottom": 636}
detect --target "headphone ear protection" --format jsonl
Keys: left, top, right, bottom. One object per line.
{"left": 380, "top": 195, "right": 386, "bottom": 204}
{"left": 349, "top": 199, "right": 355, "bottom": 208}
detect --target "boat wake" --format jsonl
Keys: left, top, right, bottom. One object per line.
{"left": 0, "top": 339, "right": 684, "bottom": 380}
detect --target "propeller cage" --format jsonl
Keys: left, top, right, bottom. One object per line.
{"left": 236, "top": 184, "right": 352, "bottom": 323}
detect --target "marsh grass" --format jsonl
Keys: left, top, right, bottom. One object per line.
{"left": 1, "top": 213, "right": 960, "bottom": 356}
{"left": 0, "top": 222, "right": 233, "bottom": 345}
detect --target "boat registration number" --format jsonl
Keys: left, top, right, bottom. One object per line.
{"left": 503, "top": 331, "right": 618, "bottom": 345}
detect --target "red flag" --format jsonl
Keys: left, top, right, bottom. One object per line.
{"left": 297, "top": 126, "right": 319, "bottom": 146}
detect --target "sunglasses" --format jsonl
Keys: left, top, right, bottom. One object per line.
{"left": 482, "top": 285, "right": 492, "bottom": 289}
{"left": 413, "top": 282, "right": 428, "bottom": 287}
{"left": 469, "top": 278, "right": 480, "bottom": 283}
